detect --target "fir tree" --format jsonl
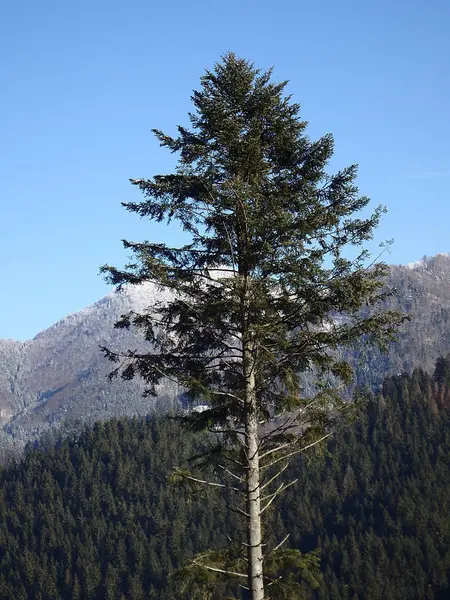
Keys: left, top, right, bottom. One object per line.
{"left": 101, "top": 53, "right": 405, "bottom": 599}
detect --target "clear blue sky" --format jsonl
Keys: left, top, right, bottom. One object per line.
{"left": 1, "top": 0, "right": 449, "bottom": 340}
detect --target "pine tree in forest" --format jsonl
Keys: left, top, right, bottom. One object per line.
{"left": 101, "top": 53, "right": 405, "bottom": 599}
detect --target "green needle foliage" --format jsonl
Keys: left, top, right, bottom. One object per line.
{"left": 101, "top": 53, "right": 406, "bottom": 599}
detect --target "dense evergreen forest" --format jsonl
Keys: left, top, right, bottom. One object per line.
{"left": 0, "top": 360, "right": 449, "bottom": 599}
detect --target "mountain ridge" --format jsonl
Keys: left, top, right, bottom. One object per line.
{"left": 2, "top": 253, "right": 450, "bottom": 457}
{"left": 0, "top": 282, "right": 178, "bottom": 458}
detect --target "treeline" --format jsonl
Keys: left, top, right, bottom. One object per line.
{"left": 0, "top": 361, "right": 449, "bottom": 599}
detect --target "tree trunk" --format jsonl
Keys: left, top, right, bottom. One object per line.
{"left": 244, "top": 346, "right": 265, "bottom": 600}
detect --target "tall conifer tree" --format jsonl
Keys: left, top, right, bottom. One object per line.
{"left": 101, "top": 53, "right": 405, "bottom": 599}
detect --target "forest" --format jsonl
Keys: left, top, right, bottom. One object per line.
{"left": 0, "top": 358, "right": 449, "bottom": 599}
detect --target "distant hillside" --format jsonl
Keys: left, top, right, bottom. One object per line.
{"left": 0, "top": 283, "right": 179, "bottom": 458}
{"left": 355, "top": 253, "right": 450, "bottom": 386}
{"left": 2, "top": 253, "right": 450, "bottom": 456}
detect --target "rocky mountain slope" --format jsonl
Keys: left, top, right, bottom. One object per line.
{"left": 2, "top": 253, "right": 450, "bottom": 457}
{"left": 357, "top": 253, "right": 450, "bottom": 384}
{"left": 0, "top": 283, "right": 178, "bottom": 458}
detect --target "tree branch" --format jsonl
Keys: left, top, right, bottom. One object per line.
{"left": 218, "top": 464, "right": 244, "bottom": 483}
{"left": 261, "top": 433, "right": 332, "bottom": 470}
{"left": 173, "top": 468, "right": 242, "bottom": 493}
{"left": 260, "top": 479, "right": 298, "bottom": 515}
{"left": 259, "top": 462, "right": 289, "bottom": 492}
{"left": 191, "top": 559, "right": 248, "bottom": 579}
{"left": 265, "top": 533, "right": 290, "bottom": 557}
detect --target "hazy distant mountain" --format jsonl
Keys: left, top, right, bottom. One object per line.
{"left": 0, "top": 283, "right": 179, "bottom": 458}
{"left": 355, "top": 253, "right": 450, "bottom": 385}
{"left": 2, "top": 253, "right": 450, "bottom": 457}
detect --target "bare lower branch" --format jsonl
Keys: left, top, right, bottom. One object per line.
{"left": 265, "top": 533, "right": 290, "bottom": 557}
{"left": 226, "top": 504, "right": 251, "bottom": 519}
{"left": 226, "top": 534, "right": 250, "bottom": 550}
{"left": 191, "top": 559, "right": 247, "bottom": 579}
{"left": 220, "top": 452, "right": 247, "bottom": 469}
{"left": 261, "top": 482, "right": 283, "bottom": 504}
{"left": 266, "top": 575, "right": 283, "bottom": 588}
{"left": 259, "top": 440, "right": 297, "bottom": 461}
{"left": 261, "top": 433, "right": 332, "bottom": 470}
{"left": 260, "top": 479, "right": 299, "bottom": 515}
{"left": 174, "top": 468, "right": 242, "bottom": 493}
{"left": 260, "top": 462, "right": 289, "bottom": 492}
{"left": 218, "top": 464, "right": 244, "bottom": 482}
{"left": 208, "top": 389, "right": 244, "bottom": 405}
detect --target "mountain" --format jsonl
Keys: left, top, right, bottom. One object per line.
{"left": 356, "top": 253, "right": 450, "bottom": 385}
{"left": 0, "top": 283, "right": 179, "bottom": 459}
{"left": 2, "top": 252, "right": 450, "bottom": 456}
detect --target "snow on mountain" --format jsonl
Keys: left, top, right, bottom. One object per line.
{"left": 404, "top": 253, "right": 450, "bottom": 271}
{"left": 0, "top": 282, "right": 178, "bottom": 458}
{"left": 2, "top": 254, "right": 450, "bottom": 458}
{"left": 406, "top": 258, "right": 426, "bottom": 270}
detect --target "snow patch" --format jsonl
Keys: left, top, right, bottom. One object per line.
{"left": 404, "top": 253, "right": 450, "bottom": 271}
{"left": 405, "top": 259, "right": 426, "bottom": 270}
